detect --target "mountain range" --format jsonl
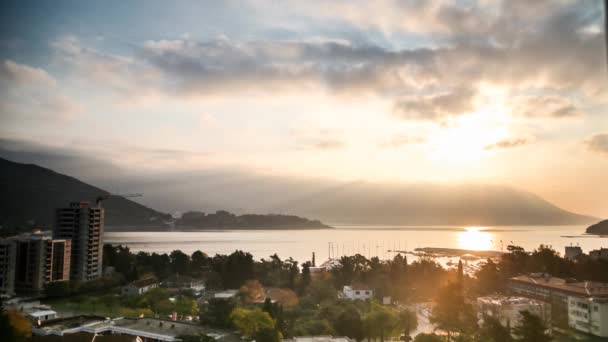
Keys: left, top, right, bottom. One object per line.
{"left": 0, "top": 157, "right": 597, "bottom": 229}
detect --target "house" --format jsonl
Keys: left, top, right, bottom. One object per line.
{"left": 213, "top": 289, "right": 239, "bottom": 299}
{"left": 122, "top": 277, "right": 159, "bottom": 296}
{"left": 477, "top": 296, "right": 549, "bottom": 328}
{"left": 589, "top": 248, "right": 608, "bottom": 261}
{"left": 28, "top": 310, "right": 59, "bottom": 323}
{"left": 164, "top": 275, "right": 205, "bottom": 292}
{"left": 568, "top": 297, "right": 608, "bottom": 337}
{"left": 342, "top": 285, "right": 373, "bottom": 300}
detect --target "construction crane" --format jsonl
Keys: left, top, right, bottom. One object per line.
{"left": 95, "top": 193, "right": 143, "bottom": 207}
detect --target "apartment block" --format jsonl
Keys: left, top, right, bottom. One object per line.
{"left": 54, "top": 201, "right": 104, "bottom": 282}
{"left": 0, "top": 239, "right": 17, "bottom": 296}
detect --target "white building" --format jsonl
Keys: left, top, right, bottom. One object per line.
{"left": 343, "top": 285, "right": 373, "bottom": 300}
{"left": 564, "top": 246, "right": 583, "bottom": 261}
{"left": 568, "top": 297, "right": 608, "bottom": 338}
{"left": 28, "top": 310, "right": 58, "bottom": 323}
{"left": 477, "top": 296, "right": 549, "bottom": 328}
{"left": 122, "top": 277, "right": 159, "bottom": 296}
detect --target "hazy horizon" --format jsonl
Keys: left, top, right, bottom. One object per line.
{"left": 1, "top": 1, "right": 607, "bottom": 218}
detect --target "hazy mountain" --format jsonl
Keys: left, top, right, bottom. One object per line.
{"left": 0, "top": 157, "right": 170, "bottom": 229}
{"left": 0, "top": 149, "right": 597, "bottom": 227}
{"left": 273, "top": 182, "right": 596, "bottom": 225}
{"left": 586, "top": 220, "right": 608, "bottom": 235}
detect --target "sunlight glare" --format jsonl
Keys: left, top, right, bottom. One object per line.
{"left": 458, "top": 226, "right": 494, "bottom": 251}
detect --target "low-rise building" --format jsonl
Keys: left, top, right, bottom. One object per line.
{"left": 32, "top": 316, "right": 229, "bottom": 342}
{"left": 283, "top": 336, "right": 353, "bottom": 342}
{"left": 122, "top": 277, "right": 159, "bottom": 296}
{"left": 164, "top": 275, "right": 205, "bottom": 292}
{"left": 508, "top": 274, "right": 608, "bottom": 327}
{"left": 213, "top": 289, "right": 239, "bottom": 299}
{"left": 28, "top": 310, "right": 59, "bottom": 323}
{"left": 589, "top": 248, "right": 608, "bottom": 261}
{"left": 564, "top": 246, "right": 583, "bottom": 261}
{"left": 477, "top": 296, "right": 549, "bottom": 328}
{"left": 343, "top": 285, "right": 373, "bottom": 300}
{"left": 568, "top": 297, "right": 608, "bottom": 338}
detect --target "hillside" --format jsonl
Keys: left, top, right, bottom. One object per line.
{"left": 0, "top": 158, "right": 170, "bottom": 229}
{"left": 177, "top": 210, "right": 330, "bottom": 229}
{"left": 272, "top": 182, "right": 596, "bottom": 226}
{"left": 586, "top": 220, "right": 608, "bottom": 235}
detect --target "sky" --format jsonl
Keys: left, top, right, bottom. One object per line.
{"left": 0, "top": 0, "right": 607, "bottom": 218}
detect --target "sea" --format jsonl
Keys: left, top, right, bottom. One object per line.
{"left": 105, "top": 225, "right": 607, "bottom": 265}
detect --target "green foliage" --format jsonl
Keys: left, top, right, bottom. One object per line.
{"left": 477, "top": 316, "right": 512, "bottom": 342}
{"left": 177, "top": 334, "right": 217, "bottom": 342}
{"left": 203, "top": 298, "right": 237, "bottom": 328}
{"left": 414, "top": 333, "right": 445, "bottom": 342}
{"left": 175, "top": 296, "right": 199, "bottom": 317}
{"left": 512, "top": 310, "right": 551, "bottom": 342}
{"left": 334, "top": 306, "right": 364, "bottom": 341}
{"left": 255, "top": 327, "right": 282, "bottom": 342}
{"left": 364, "top": 302, "right": 399, "bottom": 342}
{"left": 230, "top": 308, "right": 275, "bottom": 338}
{"left": 398, "top": 308, "right": 418, "bottom": 339}
{"left": 430, "top": 282, "right": 476, "bottom": 340}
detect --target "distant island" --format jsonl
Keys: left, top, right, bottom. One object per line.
{"left": 586, "top": 219, "right": 608, "bottom": 235}
{"left": 175, "top": 210, "right": 331, "bottom": 230}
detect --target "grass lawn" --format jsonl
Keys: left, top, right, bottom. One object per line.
{"left": 43, "top": 294, "right": 152, "bottom": 318}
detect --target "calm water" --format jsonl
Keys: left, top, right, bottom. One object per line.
{"left": 104, "top": 225, "right": 607, "bottom": 263}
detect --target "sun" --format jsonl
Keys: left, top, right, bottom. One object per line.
{"left": 458, "top": 226, "right": 493, "bottom": 251}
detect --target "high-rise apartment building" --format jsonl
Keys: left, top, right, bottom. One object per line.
{"left": 2, "top": 231, "right": 72, "bottom": 295}
{"left": 54, "top": 202, "right": 104, "bottom": 282}
{"left": 0, "top": 239, "right": 17, "bottom": 296}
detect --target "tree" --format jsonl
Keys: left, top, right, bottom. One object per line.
{"left": 457, "top": 260, "right": 464, "bottom": 285}
{"left": 204, "top": 298, "right": 236, "bottom": 327}
{"left": 175, "top": 296, "right": 199, "bottom": 317}
{"left": 475, "top": 259, "right": 501, "bottom": 295}
{"left": 230, "top": 308, "right": 275, "bottom": 338}
{"left": 334, "top": 307, "right": 364, "bottom": 341}
{"left": 170, "top": 250, "right": 192, "bottom": 275}
{"left": 430, "top": 282, "right": 476, "bottom": 341}
{"left": 512, "top": 311, "right": 551, "bottom": 342}
{"left": 299, "top": 261, "right": 312, "bottom": 294}
{"left": 398, "top": 309, "right": 418, "bottom": 341}
{"left": 413, "top": 333, "right": 444, "bottom": 342}
{"left": 255, "top": 327, "right": 282, "bottom": 342}
{"left": 0, "top": 308, "right": 30, "bottom": 342}
{"left": 177, "top": 334, "right": 216, "bottom": 342}
{"left": 365, "top": 303, "right": 399, "bottom": 342}
{"left": 240, "top": 279, "right": 266, "bottom": 304}
{"left": 478, "top": 316, "right": 512, "bottom": 342}
{"left": 44, "top": 280, "right": 71, "bottom": 298}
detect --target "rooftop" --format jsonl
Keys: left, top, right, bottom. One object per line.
{"left": 127, "top": 277, "right": 158, "bottom": 288}
{"left": 284, "top": 336, "right": 353, "bottom": 342}
{"left": 28, "top": 310, "right": 58, "bottom": 318}
{"left": 35, "top": 316, "right": 239, "bottom": 341}
{"left": 510, "top": 274, "right": 608, "bottom": 297}
{"left": 477, "top": 296, "right": 544, "bottom": 306}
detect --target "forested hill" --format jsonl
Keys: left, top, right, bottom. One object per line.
{"left": 0, "top": 157, "right": 170, "bottom": 229}
{"left": 586, "top": 220, "right": 608, "bottom": 235}
{"left": 176, "top": 210, "right": 330, "bottom": 229}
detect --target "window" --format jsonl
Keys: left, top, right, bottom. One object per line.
{"left": 355, "top": 291, "right": 360, "bottom": 295}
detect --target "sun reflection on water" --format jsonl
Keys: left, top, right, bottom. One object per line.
{"left": 458, "top": 226, "right": 494, "bottom": 251}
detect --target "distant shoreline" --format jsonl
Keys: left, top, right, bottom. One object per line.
{"left": 104, "top": 225, "right": 333, "bottom": 232}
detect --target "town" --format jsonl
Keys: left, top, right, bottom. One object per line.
{"left": 1, "top": 201, "right": 608, "bottom": 342}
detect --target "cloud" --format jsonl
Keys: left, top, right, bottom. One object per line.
{"left": 0, "top": 60, "right": 81, "bottom": 122}
{"left": 382, "top": 134, "right": 427, "bottom": 148}
{"left": 485, "top": 138, "right": 529, "bottom": 150}
{"left": 512, "top": 95, "right": 583, "bottom": 118}
{"left": 291, "top": 127, "right": 346, "bottom": 150}
{"left": 585, "top": 133, "right": 608, "bottom": 156}
{"left": 393, "top": 87, "right": 475, "bottom": 121}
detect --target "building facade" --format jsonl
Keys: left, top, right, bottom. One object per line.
{"left": 568, "top": 297, "right": 608, "bottom": 338}
{"left": 0, "top": 239, "right": 17, "bottom": 296}
{"left": 54, "top": 202, "right": 104, "bottom": 282}
{"left": 477, "top": 296, "right": 549, "bottom": 328}
{"left": 508, "top": 274, "right": 608, "bottom": 331}
{"left": 122, "top": 277, "right": 159, "bottom": 296}
{"left": 564, "top": 246, "right": 583, "bottom": 261}
{"left": 342, "top": 285, "right": 373, "bottom": 300}
{"left": 12, "top": 232, "right": 71, "bottom": 295}
{"left": 0, "top": 232, "right": 71, "bottom": 296}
